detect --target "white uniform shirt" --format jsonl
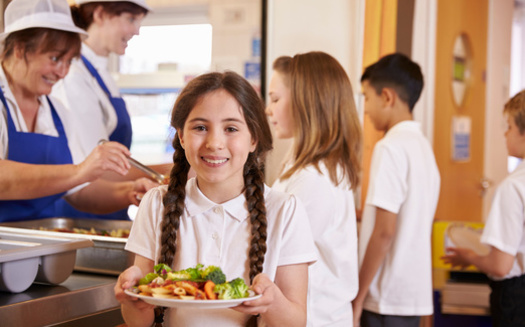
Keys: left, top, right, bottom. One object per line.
{"left": 272, "top": 162, "right": 358, "bottom": 326}
{"left": 0, "top": 66, "right": 87, "bottom": 194}
{"left": 126, "top": 178, "right": 317, "bottom": 327}
{"left": 358, "top": 121, "right": 440, "bottom": 316}
{"left": 481, "top": 160, "right": 525, "bottom": 280}
{"left": 52, "top": 44, "right": 119, "bottom": 159}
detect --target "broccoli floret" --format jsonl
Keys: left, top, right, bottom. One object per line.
{"left": 200, "top": 266, "right": 227, "bottom": 284}
{"left": 229, "top": 278, "right": 249, "bottom": 298}
{"left": 139, "top": 272, "right": 158, "bottom": 285}
{"left": 214, "top": 282, "right": 236, "bottom": 300}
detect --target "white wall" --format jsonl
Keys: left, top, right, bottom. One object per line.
{"left": 483, "top": 0, "right": 514, "bottom": 219}
{"left": 265, "top": 0, "right": 364, "bottom": 185}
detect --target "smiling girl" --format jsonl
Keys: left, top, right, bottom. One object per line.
{"left": 52, "top": 0, "right": 150, "bottom": 220}
{"left": 114, "top": 71, "right": 317, "bottom": 327}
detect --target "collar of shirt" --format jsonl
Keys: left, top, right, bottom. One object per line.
{"left": 386, "top": 120, "right": 422, "bottom": 137}
{"left": 0, "top": 66, "right": 54, "bottom": 135}
{"left": 184, "top": 178, "right": 249, "bottom": 222}
{"left": 81, "top": 43, "right": 109, "bottom": 72}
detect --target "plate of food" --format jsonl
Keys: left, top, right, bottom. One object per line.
{"left": 125, "top": 263, "right": 261, "bottom": 309}
{"left": 125, "top": 289, "right": 261, "bottom": 309}
{"left": 446, "top": 223, "right": 490, "bottom": 256}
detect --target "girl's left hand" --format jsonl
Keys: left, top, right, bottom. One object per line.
{"left": 232, "top": 273, "right": 276, "bottom": 316}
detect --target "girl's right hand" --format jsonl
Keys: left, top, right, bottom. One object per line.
{"left": 78, "top": 141, "right": 131, "bottom": 181}
{"left": 114, "top": 265, "right": 154, "bottom": 310}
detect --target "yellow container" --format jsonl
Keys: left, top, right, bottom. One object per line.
{"left": 432, "top": 221, "right": 485, "bottom": 271}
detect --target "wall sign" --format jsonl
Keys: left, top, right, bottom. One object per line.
{"left": 452, "top": 115, "right": 471, "bottom": 162}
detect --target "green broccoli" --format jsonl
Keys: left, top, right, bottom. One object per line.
{"left": 229, "top": 278, "right": 249, "bottom": 298}
{"left": 214, "top": 282, "right": 236, "bottom": 300}
{"left": 200, "top": 266, "right": 227, "bottom": 284}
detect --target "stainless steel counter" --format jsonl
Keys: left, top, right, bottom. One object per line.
{"left": 0, "top": 272, "right": 123, "bottom": 327}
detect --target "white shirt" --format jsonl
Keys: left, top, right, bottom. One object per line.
{"left": 126, "top": 178, "right": 317, "bottom": 327}
{"left": 481, "top": 160, "right": 525, "bottom": 280}
{"left": 358, "top": 121, "right": 440, "bottom": 316}
{"left": 272, "top": 162, "right": 358, "bottom": 327}
{"left": 52, "top": 44, "right": 119, "bottom": 159}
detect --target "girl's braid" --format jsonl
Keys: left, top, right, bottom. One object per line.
{"left": 155, "top": 141, "right": 189, "bottom": 327}
{"left": 243, "top": 153, "right": 268, "bottom": 283}
{"left": 160, "top": 140, "right": 190, "bottom": 267}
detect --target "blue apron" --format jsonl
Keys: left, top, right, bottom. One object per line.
{"left": 0, "top": 91, "right": 73, "bottom": 222}
{"left": 54, "top": 55, "right": 131, "bottom": 220}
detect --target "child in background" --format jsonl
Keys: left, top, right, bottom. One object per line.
{"left": 266, "top": 51, "right": 362, "bottom": 326}
{"left": 114, "top": 71, "right": 317, "bottom": 327}
{"left": 352, "top": 53, "right": 440, "bottom": 327}
{"left": 442, "top": 90, "right": 525, "bottom": 327}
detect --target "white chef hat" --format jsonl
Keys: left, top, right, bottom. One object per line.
{"left": 0, "top": 0, "right": 87, "bottom": 47}
{"left": 74, "top": 0, "right": 151, "bottom": 12}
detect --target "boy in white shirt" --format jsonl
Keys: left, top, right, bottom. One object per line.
{"left": 442, "top": 90, "right": 525, "bottom": 327}
{"left": 353, "top": 53, "right": 441, "bottom": 327}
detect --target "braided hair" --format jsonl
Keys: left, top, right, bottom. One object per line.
{"left": 159, "top": 70, "right": 273, "bottom": 289}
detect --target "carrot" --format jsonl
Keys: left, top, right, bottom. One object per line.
{"left": 204, "top": 281, "right": 217, "bottom": 300}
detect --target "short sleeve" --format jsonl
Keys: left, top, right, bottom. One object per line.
{"left": 366, "top": 142, "right": 408, "bottom": 213}
{"left": 481, "top": 179, "right": 525, "bottom": 256}
{"left": 125, "top": 186, "right": 165, "bottom": 260}
{"left": 275, "top": 194, "right": 317, "bottom": 266}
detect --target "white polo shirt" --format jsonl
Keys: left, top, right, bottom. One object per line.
{"left": 126, "top": 178, "right": 317, "bottom": 327}
{"left": 272, "top": 162, "right": 358, "bottom": 326}
{"left": 52, "top": 43, "right": 119, "bottom": 159}
{"left": 481, "top": 160, "right": 525, "bottom": 281}
{"left": 358, "top": 121, "right": 440, "bottom": 316}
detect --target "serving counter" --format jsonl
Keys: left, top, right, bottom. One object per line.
{"left": 0, "top": 272, "right": 124, "bottom": 327}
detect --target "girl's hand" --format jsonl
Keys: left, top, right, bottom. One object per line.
{"left": 232, "top": 273, "right": 276, "bottom": 316}
{"left": 114, "top": 265, "right": 155, "bottom": 311}
{"left": 441, "top": 247, "right": 475, "bottom": 269}
{"left": 78, "top": 141, "right": 131, "bottom": 181}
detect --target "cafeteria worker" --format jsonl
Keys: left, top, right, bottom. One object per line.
{"left": 51, "top": 0, "right": 150, "bottom": 220}
{"left": 0, "top": 0, "right": 156, "bottom": 223}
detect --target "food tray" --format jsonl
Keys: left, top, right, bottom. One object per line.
{"left": 0, "top": 231, "right": 93, "bottom": 293}
{"left": 0, "top": 218, "right": 134, "bottom": 276}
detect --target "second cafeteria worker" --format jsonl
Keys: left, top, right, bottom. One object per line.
{"left": 52, "top": 0, "right": 150, "bottom": 219}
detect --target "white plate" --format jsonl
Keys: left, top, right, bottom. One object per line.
{"left": 446, "top": 224, "right": 490, "bottom": 256}
{"left": 125, "top": 289, "right": 261, "bottom": 309}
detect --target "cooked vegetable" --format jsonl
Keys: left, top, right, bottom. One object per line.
{"left": 214, "top": 282, "right": 236, "bottom": 300}
{"left": 230, "top": 278, "right": 249, "bottom": 298}
{"left": 200, "top": 265, "right": 227, "bottom": 284}
{"left": 204, "top": 281, "right": 217, "bottom": 300}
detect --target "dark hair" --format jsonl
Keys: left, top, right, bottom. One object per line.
{"left": 71, "top": 1, "right": 148, "bottom": 30}
{"left": 361, "top": 53, "right": 424, "bottom": 112}
{"left": 2, "top": 28, "right": 81, "bottom": 61}
{"left": 160, "top": 71, "right": 273, "bottom": 283}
